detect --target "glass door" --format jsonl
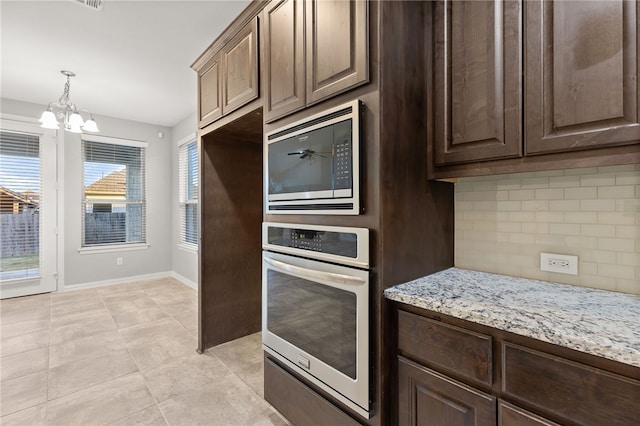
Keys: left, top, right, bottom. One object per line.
{"left": 0, "top": 122, "right": 57, "bottom": 298}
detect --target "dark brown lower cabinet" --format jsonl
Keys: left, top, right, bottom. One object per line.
{"left": 398, "top": 357, "right": 496, "bottom": 426}
{"left": 394, "top": 305, "right": 640, "bottom": 426}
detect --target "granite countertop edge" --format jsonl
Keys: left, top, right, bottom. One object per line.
{"left": 383, "top": 267, "right": 640, "bottom": 368}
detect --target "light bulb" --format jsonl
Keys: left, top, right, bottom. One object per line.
{"left": 39, "top": 110, "right": 59, "bottom": 129}
{"left": 82, "top": 118, "right": 100, "bottom": 132}
{"left": 68, "top": 112, "right": 85, "bottom": 127}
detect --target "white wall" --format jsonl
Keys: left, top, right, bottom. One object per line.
{"left": 1, "top": 98, "right": 173, "bottom": 288}
{"left": 170, "top": 113, "right": 198, "bottom": 287}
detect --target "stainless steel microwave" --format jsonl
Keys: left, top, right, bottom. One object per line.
{"left": 264, "top": 100, "right": 362, "bottom": 215}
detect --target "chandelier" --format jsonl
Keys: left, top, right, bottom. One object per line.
{"left": 38, "top": 70, "right": 99, "bottom": 133}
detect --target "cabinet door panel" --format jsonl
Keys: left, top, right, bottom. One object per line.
{"left": 199, "top": 55, "right": 222, "bottom": 127}
{"left": 222, "top": 17, "right": 259, "bottom": 115}
{"left": 498, "top": 400, "right": 560, "bottom": 426}
{"left": 399, "top": 357, "right": 496, "bottom": 426}
{"left": 306, "top": 0, "right": 368, "bottom": 105}
{"left": 263, "top": 0, "right": 305, "bottom": 122}
{"left": 434, "top": 0, "right": 522, "bottom": 165}
{"left": 525, "top": 0, "right": 640, "bottom": 154}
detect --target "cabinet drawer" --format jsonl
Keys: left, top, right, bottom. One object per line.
{"left": 502, "top": 342, "right": 640, "bottom": 426}
{"left": 398, "top": 310, "right": 492, "bottom": 387}
{"left": 498, "top": 400, "right": 559, "bottom": 426}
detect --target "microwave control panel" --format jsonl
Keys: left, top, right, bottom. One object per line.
{"left": 334, "top": 139, "right": 352, "bottom": 190}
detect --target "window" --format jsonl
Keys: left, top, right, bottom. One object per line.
{"left": 82, "top": 139, "right": 146, "bottom": 247}
{"left": 179, "top": 140, "right": 198, "bottom": 247}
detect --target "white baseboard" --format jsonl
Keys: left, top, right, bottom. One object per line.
{"left": 170, "top": 271, "right": 197, "bottom": 291}
{"left": 59, "top": 271, "right": 197, "bottom": 292}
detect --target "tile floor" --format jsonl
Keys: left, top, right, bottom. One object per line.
{"left": 0, "top": 277, "right": 288, "bottom": 426}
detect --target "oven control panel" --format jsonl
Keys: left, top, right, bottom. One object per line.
{"left": 263, "top": 222, "right": 369, "bottom": 268}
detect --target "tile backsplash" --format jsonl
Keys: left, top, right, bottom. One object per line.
{"left": 455, "top": 164, "right": 640, "bottom": 295}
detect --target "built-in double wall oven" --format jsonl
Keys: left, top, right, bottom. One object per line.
{"left": 262, "top": 222, "right": 371, "bottom": 418}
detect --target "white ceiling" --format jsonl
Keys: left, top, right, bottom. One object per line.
{"left": 0, "top": 0, "right": 250, "bottom": 127}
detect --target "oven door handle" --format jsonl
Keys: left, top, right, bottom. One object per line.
{"left": 264, "top": 257, "right": 366, "bottom": 287}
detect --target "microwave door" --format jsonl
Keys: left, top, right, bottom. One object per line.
{"left": 268, "top": 125, "right": 335, "bottom": 201}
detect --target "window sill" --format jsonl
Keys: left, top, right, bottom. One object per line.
{"left": 177, "top": 243, "right": 198, "bottom": 254}
{"left": 78, "top": 243, "right": 150, "bottom": 255}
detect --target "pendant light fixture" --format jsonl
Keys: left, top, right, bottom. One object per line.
{"left": 38, "top": 70, "right": 100, "bottom": 134}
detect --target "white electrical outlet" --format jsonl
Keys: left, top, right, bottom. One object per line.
{"left": 540, "top": 252, "right": 578, "bottom": 275}
{"left": 116, "top": 257, "right": 123, "bottom": 266}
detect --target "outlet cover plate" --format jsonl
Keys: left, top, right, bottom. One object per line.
{"left": 540, "top": 252, "right": 578, "bottom": 275}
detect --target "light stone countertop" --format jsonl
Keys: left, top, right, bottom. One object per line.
{"left": 383, "top": 267, "right": 640, "bottom": 368}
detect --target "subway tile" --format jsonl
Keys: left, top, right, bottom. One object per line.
{"left": 564, "top": 236, "right": 598, "bottom": 249}
{"left": 508, "top": 233, "right": 536, "bottom": 245}
{"left": 549, "top": 175, "right": 581, "bottom": 188}
{"left": 615, "top": 225, "right": 640, "bottom": 239}
{"left": 496, "top": 180, "right": 521, "bottom": 191}
{"left": 617, "top": 252, "right": 640, "bottom": 267}
{"left": 597, "top": 185, "right": 635, "bottom": 199}
{"left": 534, "top": 234, "right": 566, "bottom": 247}
{"left": 520, "top": 177, "right": 549, "bottom": 189}
{"left": 521, "top": 223, "right": 549, "bottom": 234}
{"left": 497, "top": 222, "right": 521, "bottom": 233}
{"left": 563, "top": 187, "right": 597, "bottom": 200}
{"left": 580, "top": 274, "right": 617, "bottom": 291}
{"left": 598, "top": 164, "right": 637, "bottom": 174}
{"left": 598, "top": 264, "right": 636, "bottom": 280}
{"left": 549, "top": 200, "right": 580, "bottom": 212}
{"left": 473, "top": 180, "right": 498, "bottom": 191}
{"left": 534, "top": 170, "right": 564, "bottom": 177}
{"left": 508, "top": 212, "right": 535, "bottom": 222}
{"left": 580, "top": 199, "right": 616, "bottom": 212}
{"left": 616, "top": 199, "right": 640, "bottom": 213}
{"left": 615, "top": 171, "right": 640, "bottom": 185}
{"left": 580, "top": 250, "right": 617, "bottom": 264}
{"left": 579, "top": 261, "right": 599, "bottom": 275}
{"left": 598, "top": 237, "right": 636, "bottom": 252}
{"left": 509, "top": 189, "right": 535, "bottom": 201}
{"left": 534, "top": 212, "right": 564, "bottom": 223}
{"left": 496, "top": 201, "right": 522, "bottom": 212}
{"left": 521, "top": 200, "right": 549, "bottom": 212}
{"left": 580, "top": 224, "right": 616, "bottom": 238}
{"left": 580, "top": 173, "right": 616, "bottom": 187}
{"left": 549, "top": 223, "right": 581, "bottom": 236}
{"left": 548, "top": 272, "right": 581, "bottom": 286}
{"left": 615, "top": 279, "right": 640, "bottom": 295}
{"left": 597, "top": 211, "right": 635, "bottom": 225}
{"left": 564, "top": 212, "right": 598, "bottom": 224}
{"left": 534, "top": 188, "right": 564, "bottom": 200}
{"left": 565, "top": 167, "right": 598, "bottom": 176}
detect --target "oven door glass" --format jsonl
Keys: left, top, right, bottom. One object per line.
{"left": 266, "top": 268, "right": 357, "bottom": 378}
{"left": 267, "top": 119, "right": 352, "bottom": 199}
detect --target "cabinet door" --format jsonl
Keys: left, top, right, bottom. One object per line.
{"left": 263, "top": 0, "right": 305, "bottom": 122}
{"left": 398, "top": 357, "right": 496, "bottom": 426}
{"left": 198, "top": 54, "right": 222, "bottom": 127}
{"left": 222, "top": 17, "right": 259, "bottom": 115}
{"left": 525, "top": 0, "right": 640, "bottom": 154}
{"left": 498, "top": 400, "right": 560, "bottom": 426}
{"left": 305, "top": 0, "right": 368, "bottom": 105}
{"left": 434, "top": 0, "right": 522, "bottom": 165}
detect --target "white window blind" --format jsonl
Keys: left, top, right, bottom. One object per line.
{"left": 178, "top": 140, "right": 198, "bottom": 247}
{"left": 0, "top": 131, "right": 41, "bottom": 279}
{"left": 82, "top": 140, "right": 146, "bottom": 247}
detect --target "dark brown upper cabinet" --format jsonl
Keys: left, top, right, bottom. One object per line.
{"left": 198, "top": 54, "right": 222, "bottom": 127}
{"left": 434, "top": 0, "right": 522, "bottom": 165}
{"left": 431, "top": 0, "right": 640, "bottom": 174}
{"left": 222, "top": 17, "right": 259, "bottom": 115}
{"left": 525, "top": 0, "right": 640, "bottom": 155}
{"left": 263, "top": 0, "right": 306, "bottom": 122}
{"left": 263, "top": 0, "right": 368, "bottom": 123}
{"left": 305, "top": 0, "right": 368, "bottom": 105}
{"left": 196, "top": 16, "right": 259, "bottom": 128}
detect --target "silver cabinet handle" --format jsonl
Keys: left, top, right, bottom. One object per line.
{"left": 264, "top": 257, "right": 366, "bottom": 287}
